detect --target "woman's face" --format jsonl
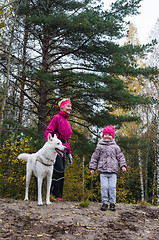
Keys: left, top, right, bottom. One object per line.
{"left": 62, "top": 104, "right": 72, "bottom": 114}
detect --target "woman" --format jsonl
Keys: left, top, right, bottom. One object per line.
{"left": 45, "top": 98, "right": 73, "bottom": 201}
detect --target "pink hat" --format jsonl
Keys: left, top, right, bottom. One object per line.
{"left": 59, "top": 99, "right": 72, "bottom": 109}
{"left": 102, "top": 126, "right": 115, "bottom": 139}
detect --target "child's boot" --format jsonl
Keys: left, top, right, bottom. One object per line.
{"left": 110, "top": 203, "right": 116, "bottom": 211}
{"left": 101, "top": 203, "right": 108, "bottom": 211}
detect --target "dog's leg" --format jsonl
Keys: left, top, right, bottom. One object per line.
{"left": 46, "top": 175, "right": 52, "bottom": 205}
{"left": 37, "top": 177, "right": 43, "bottom": 205}
{"left": 24, "top": 171, "right": 32, "bottom": 201}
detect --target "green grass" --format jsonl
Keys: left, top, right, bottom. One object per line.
{"left": 79, "top": 200, "right": 90, "bottom": 208}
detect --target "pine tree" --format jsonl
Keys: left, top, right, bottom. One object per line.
{"left": 0, "top": 0, "right": 158, "bottom": 138}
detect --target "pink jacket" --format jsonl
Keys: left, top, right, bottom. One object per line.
{"left": 45, "top": 111, "right": 72, "bottom": 153}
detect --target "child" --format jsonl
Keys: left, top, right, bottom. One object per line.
{"left": 89, "top": 126, "right": 127, "bottom": 211}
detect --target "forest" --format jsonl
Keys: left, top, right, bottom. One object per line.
{"left": 0, "top": 0, "right": 159, "bottom": 206}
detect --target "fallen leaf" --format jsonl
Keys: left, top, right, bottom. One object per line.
{"left": 86, "top": 226, "right": 92, "bottom": 229}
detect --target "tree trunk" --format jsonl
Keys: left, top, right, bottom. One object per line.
{"left": 82, "top": 157, "right": 85, "bottom": 201}
{"left": 154, "top": 82, "right": 159, "bottom": 206}
{"left": 37, "top": 31, "right": 49, "bottom": 134}
{"left": 145, "top": 152, "right": 148, "bottom": 202}
{"left": 0, "top": 3, "right": 19, "bottom": 138}
{"left": 138, "top": 148, "right": 144, "bottom": 201}
{"left": 18, "top": 25, "right": 29, "bottom": 124}
{"left": 157, "top": 109, "right": 159, "bottom": 206}
{"left": 152, "top": 149, "right": 157, "bottom": 205}
{"left": 38, "top": 80, "right": 47, "bottom": 134}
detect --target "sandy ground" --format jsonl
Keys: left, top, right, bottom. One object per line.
{"left": 0, "top": 198, "right": 159, "bottom": 240}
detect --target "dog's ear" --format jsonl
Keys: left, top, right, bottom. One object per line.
{"left": 54, "top": 134, "right": 58, "bottom": 139}
{"left": 48, "top": 133, "right": 52, "bottom": 141}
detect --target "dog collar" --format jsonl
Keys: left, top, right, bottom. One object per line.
{"left": 36, "top": 156, "right": 53, "bottom": 166}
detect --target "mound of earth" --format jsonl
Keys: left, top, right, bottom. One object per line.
{"left": 0, "top": 198, "right": 159, "bottom": 239}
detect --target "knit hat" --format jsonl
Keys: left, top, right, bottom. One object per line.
{"left": 58, "top": 99, "right": 72, "bottom": 110}
{"left": 102, "top": 126, "right": 115, "bottom": 139}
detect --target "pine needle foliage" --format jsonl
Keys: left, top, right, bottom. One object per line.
{"left": 4, "top": 0, "right": 157, "bottom": 135}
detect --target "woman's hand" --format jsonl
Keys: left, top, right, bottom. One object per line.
{"left": 122, "top": 166, "right": 127, "bottom": 172}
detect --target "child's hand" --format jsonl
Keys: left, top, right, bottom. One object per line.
{"left": 122, "top": 166, "right": 127, "bottom": 172}
{"left": 90, "top": 170, "right": 95, "bottom": 175}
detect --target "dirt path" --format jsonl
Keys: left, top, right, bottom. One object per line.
{"left": 0, "top": 198, "right": 159, "bottom": 239}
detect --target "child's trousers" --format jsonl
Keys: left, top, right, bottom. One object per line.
{"left": 100, "top": 173, "right": 117, "bottom": 204}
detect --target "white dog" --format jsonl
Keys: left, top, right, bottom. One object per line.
{"left": 17, "top": 133, "right": 66, "bottom": 205}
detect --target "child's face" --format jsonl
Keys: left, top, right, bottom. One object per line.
{"left": 103, "top": 133, "right": 113, "bottom": 141}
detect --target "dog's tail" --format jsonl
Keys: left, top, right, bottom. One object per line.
{"left": 17, "top": 153, "right": 31, "bottom": 161}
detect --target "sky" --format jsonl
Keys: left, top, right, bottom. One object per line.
{"left": 103, "top": 0, "right": 159, "bottom": 44}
